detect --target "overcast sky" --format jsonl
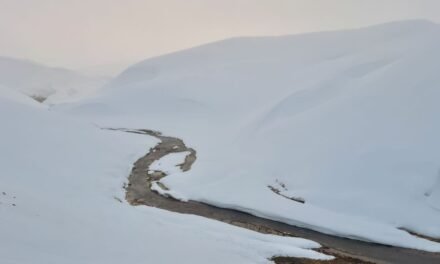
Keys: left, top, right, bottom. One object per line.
{"left": 1, "top": 0, "right": 439, "bottom": 75}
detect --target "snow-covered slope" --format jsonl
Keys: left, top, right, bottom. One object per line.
{"left": 57, "top": 20, "right": 440, "bottom": 251}
{"left": 0, "top": 56, "right": 107, "bottom": 104}
{"left": 0, "top": 85, "right": 327, "bottom": 263}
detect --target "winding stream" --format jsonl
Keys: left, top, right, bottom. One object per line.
{"left": 108, "top": 128, "right": 440, "bottom": 264}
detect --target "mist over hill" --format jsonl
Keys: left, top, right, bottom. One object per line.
{"left": 0, "top": 56, "right": 108, "bottom": 103}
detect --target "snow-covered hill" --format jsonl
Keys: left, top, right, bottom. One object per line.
{"left": 0, "top": 84, "right": 328, "bottom": 263}
{"left": 57, "top": 20, "right": 440, "bottom": 251}
{"left": 0, "top": 56, "right": 107, "bottom": 104}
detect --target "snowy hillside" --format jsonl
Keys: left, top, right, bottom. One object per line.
{"left": 0, "top": 84, "right": 330, "bottom": 263}
{"left": 0, "top": 56, "right": 107, "bottom": 104}
{"left": 57, "top": 20, "right": 440, "bottom": 252}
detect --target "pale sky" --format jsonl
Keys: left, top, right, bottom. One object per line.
{"left": 1, "top": 0, "right": 440, "bottom": 75}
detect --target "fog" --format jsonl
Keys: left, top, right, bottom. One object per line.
{"left": 1, "top": 0, "right": 439, "bottom": 75}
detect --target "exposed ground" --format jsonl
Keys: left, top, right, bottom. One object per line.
{"left": 30, "top": 95, "right": 47, "bottom": 103}
{"left": 107, "top": 128, "right": 440, "bottom": 264}
{"left": 398, "top": 228, "right": 440, "bottom": 244}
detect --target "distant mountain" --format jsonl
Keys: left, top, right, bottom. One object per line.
{"left": 0, "top": 56, "right": 108, "bottom": 103}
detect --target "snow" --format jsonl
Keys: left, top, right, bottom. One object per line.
{"left": 150, "top": 151, "right": 192, "bottom": 201}
{"left": 0, "top": 56, "right": 108, "bottom": 104}
{"left": 0, "top": 86, "right": 329, "bottom": 263}
{"left": 0, "top": 84, "right": 46, "bottom": 108}
{"left": 151, "top": 181, "right": 189, "bottom": 202}
{"left": 53, "top": 20, "right": 440, "bottom": 251}
{"left": 150, "top": 151, "right": 190, "bottom": 174}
